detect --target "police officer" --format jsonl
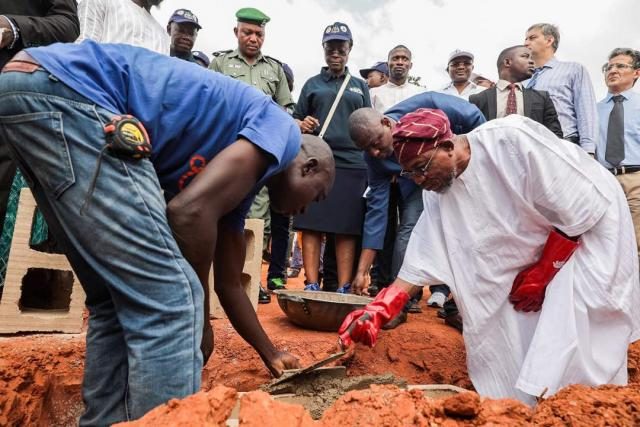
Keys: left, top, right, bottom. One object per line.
{"left": 166, "top": 9, "right": 201, "bottom": 63}
{"left": 192, "top": 50, "right": 210, "bottom": 68}
{"left": 211, "top": 8, "right": 294, "bottom": 300}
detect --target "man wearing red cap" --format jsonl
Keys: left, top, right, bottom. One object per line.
{"left": 339, "top": 109, "right": 640, "bottom": 404}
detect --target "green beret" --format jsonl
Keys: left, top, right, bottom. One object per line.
{"left": 235, "top": 7, "right": 270, "bottom": 27}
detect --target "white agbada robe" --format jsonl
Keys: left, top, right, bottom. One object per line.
{"left": 398, "top": 115, "right": 640, "bottom": 404}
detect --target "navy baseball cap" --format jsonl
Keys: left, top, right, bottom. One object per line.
{"left": 169, "top": 9, "right": 202, "bottom": 30}
{"left": 282, "top": 63, "right": 294, "bottom": 84}
{"left": 322, "top": 22, "right": 352, "bottom": 44}
{"left": 359, "top": 61, "right": 389, "bottom": 79}
{"left": 192, "top": 51, "right": 210, "bottom": 67}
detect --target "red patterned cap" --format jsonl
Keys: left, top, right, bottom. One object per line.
{"left": 392, "top": 108, "right": 453, "bottom": 165}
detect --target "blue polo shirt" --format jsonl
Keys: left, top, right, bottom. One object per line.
{"left": 294, "top": 67, "right": 371, "bottom": 169}
{"left": 363, "top": 92, "right": 486, "bottom": 249}
{"left": 28, "top": 41, "right": 301, "bottom": 230}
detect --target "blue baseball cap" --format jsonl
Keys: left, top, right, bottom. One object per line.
{"left": 192, "top": 51, "right": 210, "bottom": 67}
{"left": 322, "top": 22, "right": 352, "bottom": 44}
{"left": 169, "top": 9, "right": 202, "bottom": 30}
{"left": 359, "top": 61, "right": 389, "bottom": 79}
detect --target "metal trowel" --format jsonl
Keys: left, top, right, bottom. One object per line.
{"left": 269, "top": 350, "right": 346, "bottom": 386}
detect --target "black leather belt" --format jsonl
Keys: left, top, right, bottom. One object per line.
{"left": 609, "top": 166, "right": 640, "bottom": 175}
{"left": 564, "top": 135, "right": 579, "bottom": 144}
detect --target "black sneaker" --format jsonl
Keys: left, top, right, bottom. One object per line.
{"left": 267, "top": 277, "right": 286, "bottom": 291}
{"left": 258, "top": 286, "right": 271, "bottom": 304}
{"left": 368, "top": 284, "right": 380, "bottom": 297}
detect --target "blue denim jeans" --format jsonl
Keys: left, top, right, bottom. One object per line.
{"left": 392, "top": 188, "right": 450, "bottom": 301}
{"left": 391, "top": 187, "right": 424, "bottom": 278}
{"left": 0, "top": 70, "right": 203, "bottom": 425}
{"left": 391, "top": 187, "right": 427, "bottom": 307}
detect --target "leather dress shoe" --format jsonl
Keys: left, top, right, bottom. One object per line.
{"left": 258, "top": 286, "right": 271, "bottom": 304}
{"left": 382, "top": 311, "right": 407, "bottom": 330}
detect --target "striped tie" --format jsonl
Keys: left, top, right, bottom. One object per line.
{"left": 527, "top": 67, "right": 544, "bottom": 89}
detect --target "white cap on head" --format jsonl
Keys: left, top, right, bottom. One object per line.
{"left": 448, "top": 49, "right": 474, "bottom": 63}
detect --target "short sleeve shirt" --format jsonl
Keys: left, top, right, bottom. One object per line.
{"left": 28, "top": 40, "right": 301, "bottom": 229}
{"left": 210, "top": 49, "right": 294, "bottom": 109}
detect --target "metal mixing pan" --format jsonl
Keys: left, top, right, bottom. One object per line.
{"left": 274, "top": 290, "right": 372, "bottom": 332}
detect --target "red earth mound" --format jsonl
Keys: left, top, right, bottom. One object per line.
{"left": 122, "top": 382, "right": 640, "bottom": 426}
{"left": 1, "top": 265, "right": 640, "bottom": 425}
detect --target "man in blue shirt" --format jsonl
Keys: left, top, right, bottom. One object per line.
{"left": 0, "top": 41, "right": 335, "bottom": 425}
{"left": 596, "top": 47, "right": 640, "bottom": 258}
{"left": 348, "top": 92, "right": 485, "bottom": 328}
{"left": 524, "top": 23, "right": 598, "bottom": 153}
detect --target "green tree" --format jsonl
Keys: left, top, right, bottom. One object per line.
{"left": 408, "top": 75, "right": 425, "bottom": 88}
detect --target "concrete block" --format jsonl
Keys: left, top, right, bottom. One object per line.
{"left": 0, "top": 189, "right": 85, "bottom": 333}
{"left": 210, "top": 218, "right": 263, "bottom": 319}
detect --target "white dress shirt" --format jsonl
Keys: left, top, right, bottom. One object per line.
{"left": 495, "top": 79, "right": 524, "bottom": 118}
{"left": 77, "top": 0, "right": 169, "bottom": 55}
{"left": 438, "top": 80, "right": 485, "bottom": 100}
{"left": 370, "top": 80, "right": 427, "bottom": 113}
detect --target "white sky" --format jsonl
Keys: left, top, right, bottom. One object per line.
{"left": 152, "top": 0, "right": 640, "bottom": 100}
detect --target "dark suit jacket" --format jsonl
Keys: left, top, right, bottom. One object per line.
{"left": 0, "top": 0, "right": 80, "bottom": 68}
{"left": 469, "top": 86, "right": 564, "bottom": 138}
{"left": 0, "top": 1, "right": 79, "bottom": 227}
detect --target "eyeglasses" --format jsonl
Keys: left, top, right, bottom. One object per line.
{"left": 602, "top": 63, "right": 637, "bottom": 73}
{"left": 399, "top": 147, "right": 439, "bottom": 178}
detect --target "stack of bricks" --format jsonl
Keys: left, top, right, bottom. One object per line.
{"left": 0, "top": 189, "right": 84, "bottom": 333}
{"left": 0, "top": 189, "right": 264, "bottom": 332}
{"left": 209, "top": 218, "right": 263, "bottom": 319}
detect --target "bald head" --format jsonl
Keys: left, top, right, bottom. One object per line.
{"left": 268, "top": 135, "right": 335, "bottom": 215}
{"left": 349, "top": 108, "right": 383, "bottom": 147}
{"left": 299, "top": 134, "right": 334, "bottom": 167}
{"left": 349, "top": 108, "right": 395, "bottom": 158}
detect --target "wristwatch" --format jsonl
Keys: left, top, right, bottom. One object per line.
{"left": 1, "top": 15, "right": 20, "bottom": 50}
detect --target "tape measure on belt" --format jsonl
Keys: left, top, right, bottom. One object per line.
{"left": 103, "top": 115, "right": 151, "bottom": 159}
{"left": 81, "top": 115, "right": 152, "bottom": 215}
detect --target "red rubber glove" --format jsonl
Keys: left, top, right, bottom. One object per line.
{"left": 338, "top": 286, "right": 410, "bottom": 348}
{"left": 509, "top": 229, "right": 579, "bottom": 312}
